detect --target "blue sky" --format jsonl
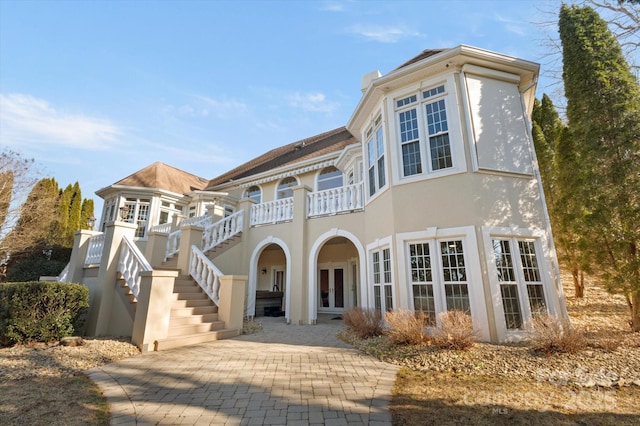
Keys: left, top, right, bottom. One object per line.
{"left": 0, "top": 0, "right": 588, "bottom": 215}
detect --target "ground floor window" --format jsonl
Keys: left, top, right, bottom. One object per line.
{"left": 372, "top": 247, "right": 393, "bottom": 311}
{"left": 492, "top": 238, "right": 548, "bottom": 330}
{"left": 407, "top": 238, "right": 470, "bottom": 324}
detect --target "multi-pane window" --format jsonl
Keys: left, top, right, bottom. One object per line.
{"left": 409, "top": 243, "right": 436, "bottom": 325}
{"left": 123, "top": 198, "right": 150, "bottom": 238}
{"left": 372, "top": 248, "right": 393, "bottom": 311}
{"left": 100, "top": 198, "right": 117, "bottom": 231}
{"left": 367, "top": 116, "right": 385, "bottom": 197}
{"left": 440, "top": 240, "right": 470, "bottom": 313}
{"left": 492, "top": 238, "right": 548, "bottom": 331}
{"left": 245, "top": 186, "right": 262, "bottom": 203}
{"left": 317, "top": 167, "right": 343, "bottom": 191}
{"left": 277, "top": 177, "right": 297, "bottom": 199}
{"left": 395, "top": 84, "right": 453, "bottom": 178}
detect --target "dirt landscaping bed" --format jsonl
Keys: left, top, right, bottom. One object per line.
{"left": 341, "top": 278, "right": 640, "bottom": 425}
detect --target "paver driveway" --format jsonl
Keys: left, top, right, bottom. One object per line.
{"left": 88, "top": 316, "right": 399, "bottom": 425}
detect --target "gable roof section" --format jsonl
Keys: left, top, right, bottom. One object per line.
{"left": 113, "top": 162, "right": 209, "bottom": 194}
{"left": 393, "top": 48, "right": 447, "bottom": 71}
{"left": 206, "top": 127, "right": 356, "bottom": 188}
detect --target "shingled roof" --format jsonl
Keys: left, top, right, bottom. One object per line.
{"left": 394, "top": 48, "right": 447, "bottom": 71}
{"left": 113, "top": 162, "right": 209, "bottom": 194}
{"left": 206, "top": 127, "right": 356, "bottom": 188}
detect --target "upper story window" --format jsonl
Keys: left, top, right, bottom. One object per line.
{"left": 317, "top": 167, "right": 343, "bottom": 191}
{"left": 123, "top": 197, "right": 151, "bottom": 238}
{"left": 396, "top": 84, "right": 453, "bottom": 178}
{"left": 366, "top": 115, "right": 386, "bottom": 197}
{"left": 276, "top": 177, "right": 297, "bottom": 199}
{"left": 245, "top": 185, "right": 262, "bottom": 203}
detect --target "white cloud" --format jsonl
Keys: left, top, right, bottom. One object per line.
{"left": 189, "top": 95, "right": 248, "bottom": 119}
{"left": 319, "top": 1, "right": 346, "bottom": 12}
{"left": 0, "top": 93, "right": 122, "bottom": 150}
{"left": 286, "top": 92, "right": 340, "bottom": 113}
{"left": 348, "top": 24, "right": 422, "bottom": 43}
{"left": 495, "top": 14, "right": 527, "bottom": 36}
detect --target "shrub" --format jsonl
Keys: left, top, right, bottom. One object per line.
{"left": 528, "top": 315, "right": 586, "bottom": 355}
{"left": 343, "top": 307, "right": 384, "bottom": 339}
{"left": 0, "top": 281, "right": 89, "bottom": 346}
{"left": 430, "top": 310, "right": 477, "bottom": 350}
{"left": 384, "top": 309, "right": 428, "bottom": 345}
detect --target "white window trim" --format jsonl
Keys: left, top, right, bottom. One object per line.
{"left": 388, "top": 74, "right": 468, "bottom": 187}
{"left": 482, "top": 226, "right": 559, "bottom": 342}
{"left": 395, "top": 226, "right": 490, "bottom": 341}
{"left": 363, "top": 112, "right": 389, "bottom": 203}
{"left": 366, "top": 236, "right": 395, "bottom": 311}
{"left": 275, "top": 176, "right": 299, "bottom": 200}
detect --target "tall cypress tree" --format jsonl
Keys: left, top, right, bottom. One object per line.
{"left": 559, "top": 4, "right": 640, "bottom": 330}
{"left": 80, "top": 198, "right": 95, "bottom": 231}
{"left": 67, "top": 182, "right": 82, "bottom": 245}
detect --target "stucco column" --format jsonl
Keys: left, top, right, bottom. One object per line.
{"left": 86, "top": 220, "right": 138, "bottom": 336}
{"left": 131, "top": 269, "right": 180, "bottom": 352}
{"left": 218, "top": 275, "right": 248, "bottom": 335}
{"left": 206, "top": 203, "right": 225, "bottom": 223}
{"left": 289, "top": 184, "right": 310, "bottom": 324}
{"left": 145, "top": 231, "right": 169, "bottom": 269}
{"left": 176, "top": 225, "right": 204, "bottom": 274}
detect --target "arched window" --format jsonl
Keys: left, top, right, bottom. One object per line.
{"left": 245, "top": 185, "right": 262, "bottom": 203}
{"left": 277, "top": 177, "right": 297, "bottom": 199}
{"left": 317, "top": 166, "right": 343, "bottom": 191}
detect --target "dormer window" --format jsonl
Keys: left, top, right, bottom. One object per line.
{"left": 396, "top": 84, "right": 453, "bottom": 178}
{"left": 276, "top": 177, "right": 297, "bottom": 199}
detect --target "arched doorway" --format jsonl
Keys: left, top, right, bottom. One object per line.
{"left": 308, "top": 230, "right": 366, "bottom": 323}
{"left": 248, "top": 238, "right": 291, "bottom": 322}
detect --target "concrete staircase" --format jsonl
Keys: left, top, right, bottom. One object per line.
{"left": 153, "top": 275, "right": 239, "bottom": 351}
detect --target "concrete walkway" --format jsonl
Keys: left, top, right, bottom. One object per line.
{"left": 88, "top": 316, "right": 399, "bottom": 425}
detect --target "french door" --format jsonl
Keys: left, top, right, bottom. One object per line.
{"left": 319, "top": 266, "right": 345, "bottom": 312}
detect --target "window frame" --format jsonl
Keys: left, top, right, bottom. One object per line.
{"left": 367, "top": 237, "right": 394, "bottom": 312}
{"left": 123, "top": 197, "right": 151, "bottom": 239}
{"left": 276, "top": 176, "right": 298, "bottom": 200}
{"left": 396, "top": 226, "right": 490, "bottom": 341}
{"left": 365, "top": 115, "right": 387, "bottom": 199}
{"left": 316, "top": 166, "right": 344, "bottom": 191}
{"left": 483, "top": 226, "right": 556, "bottom": 341}
{"left": 245, "top": 185, "right": 262, "bottom": 204}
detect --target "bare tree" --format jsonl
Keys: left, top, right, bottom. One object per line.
{"left": 586, "top": 1, "right": 640, "bottom": 70}
{"left": 0, "top": 149, "right": 48, "bottom": 263}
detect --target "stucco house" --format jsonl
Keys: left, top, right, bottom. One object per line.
{"left": 60, "top": 45, "right": 569, "bottom": 351}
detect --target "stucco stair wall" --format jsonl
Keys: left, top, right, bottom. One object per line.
{"left": 154, "top": 276, "right": 238, "bottom": 351}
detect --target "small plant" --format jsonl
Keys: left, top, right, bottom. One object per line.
{"left": 342, "top": 307, "right": 384, "bottom": 339}
{"left": 430, "top": 310, "right": 476, "bottom": 350}
{"left": 528, "top": 315, "right": 586, "bottom": 355}
{"left": 384, "top": 309, "right": 427, "bottom": 345}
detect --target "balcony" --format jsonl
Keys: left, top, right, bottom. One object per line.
{"left": 249, "top": 183, "right": 364, "bottom": 226}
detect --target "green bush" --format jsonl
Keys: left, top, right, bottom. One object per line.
{"left": 0, "top": 281, "right": 89, "bottom": 346}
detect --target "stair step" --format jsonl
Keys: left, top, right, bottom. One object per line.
{"left": 167, "top": 321, "right": 226, "bottom": 336}
{"left": 169, "top": 313, "right": 219, "bottom": 326}
{"left": 154, "top": 329, "right": 240, "bottom": 351}
{"left": 173, "top": 285, "right": 205, "bottom": 294}
{"left": 171, "top": 292, "right": 208, "bottom": 301}
{"left": 171, "top": 305, "right": 217, "bottom": 316}
{"left": 171, "top": 299, "right": 213, "bottom": 309}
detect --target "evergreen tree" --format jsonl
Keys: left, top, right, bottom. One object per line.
{"left": 80, "top": 198, "right": 95, "bottom": 230}
{"left": 67, "top": 182, "right": 82, "bottom": 245}
{"left": 0, "top": 170, "right": 13, "bottom": 234}
{"left": 560, "top": 4, "right": 640, "bottom": 330}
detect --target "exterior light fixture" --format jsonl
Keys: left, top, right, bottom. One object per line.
{"left": 119, "top": 206, "right": 130, "bottom": 221}
{"left": 86, "top": 216, "right": 96, "bottom": 230}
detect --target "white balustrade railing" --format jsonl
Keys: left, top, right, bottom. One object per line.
{"left": 307, "top": 183, "right": 364, "bottom": 217}
{"left": 57, "top": 262, "right": 70, "bottom": 282}
{"left": 84, "top": 233, "right": 105, "bottom": 265}
{"left": 189, "top": 245, "right": 222, "bottom": 305}
{"left": 149, "top": 222, "right": 172, "bottom": 233}
{"left": 202, "top": 210, "right": 244, "bottom": 252}
{"left": 250, "top": 197, "right": 294, "bottom": 226}
{"left": 180, "top": 213, "right": 213, "bottom": 228}
{"left": 165, "top": 229, "right": 181, "bottom": 261}
{"left": 117, "top": 235, "right": 152, "bottom": 300}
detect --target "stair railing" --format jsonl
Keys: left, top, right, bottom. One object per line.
{"left": 165, "top": 229, "right": 181, "bottom": 261}
{"left": 118, "top": 235, "right": 153, "bottom": 300}
{"left": 202, "top": 210, "right": 244, "bottom": 252}
{"left": 84, "top": 233, "right": 105, "bottom": 265}
{"left": 189, "top": 245, "right": 222, "bottom": 305}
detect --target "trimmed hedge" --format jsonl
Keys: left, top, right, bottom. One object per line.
{"left": 0, "top": 281, "right": 89, "bottom": 346}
